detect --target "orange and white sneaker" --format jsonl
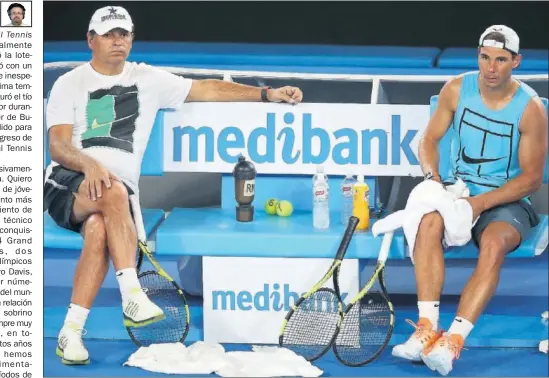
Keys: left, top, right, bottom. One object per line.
{"left": 421, "top": 333, "right": 465, "bottom": 376}
{"left": 392, "top": 318, "right": 443, "bottom": 361}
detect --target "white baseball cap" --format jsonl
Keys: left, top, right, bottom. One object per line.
{"left": 479, "top": 25, "right": 519, "bottom": 55}
{"left": 88, "top": 6, "right": 133, "bottom": 35}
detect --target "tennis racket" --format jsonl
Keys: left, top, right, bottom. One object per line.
{"left": 127, "top": 195, "right": 190, "bottom": 347}
{"left": 279, "top": 216, "right": 359, "bottom": 361}
{"left": 332, "top": 230, "right": 395, "bottom": 366}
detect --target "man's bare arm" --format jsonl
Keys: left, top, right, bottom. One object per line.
{"left": 474, "top": 97, "right": 548, "bottom": 211}
{"left": 418, "top": 78, "right": 461, "bottom": 181}
{"left": 49, "top": 124, "right": 115, "bottom": 200}
{"left": 185, "top": 79, "right": 303, "bottom": 104}
{"left": 49, "top": 125, "right": 95, "bottom": 173}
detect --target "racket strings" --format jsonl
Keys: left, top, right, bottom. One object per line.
{"left": 334, "top": 292, "right": 392, "bottom": 366}
{"left": 128, "top": 272, "right": 189, "bottom": 346}
{"left": 281, "top": 289, "right": 341, "bottom": 360}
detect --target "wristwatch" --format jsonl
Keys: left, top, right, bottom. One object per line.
{"left": 424, "top": 172, "right": 435, "bottom": 181}
{"left": 424, "top": 172, "right": 445, "bottom": 187}
{"left": 261, "top": 86, "right": 271, "bottom": 102}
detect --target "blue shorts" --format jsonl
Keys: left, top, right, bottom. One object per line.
{"left": 471, "top": 200, "right": 540, "bottom": 247}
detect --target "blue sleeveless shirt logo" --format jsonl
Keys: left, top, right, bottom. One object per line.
{"left": 449, "top": 71, "right": 538, "bottom": 196}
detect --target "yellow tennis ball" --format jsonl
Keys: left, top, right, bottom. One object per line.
{"left": 265, "top": 198, "right": 279, "bottom": 215}
{"left": 276, "top": 200, "right": 294, "bottom": 217}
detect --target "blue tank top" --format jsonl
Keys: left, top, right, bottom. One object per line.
{"left": 448, "top": 71, "right": 538, "bottom": 197}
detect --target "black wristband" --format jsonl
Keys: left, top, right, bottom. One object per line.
{"left": 261, "top": 87, "right": 271, "bottom": 102}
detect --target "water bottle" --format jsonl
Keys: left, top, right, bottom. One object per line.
{"left": 313, "top": 166, "right": 330, "bottom": 229}
{"left": 341, "top": 174, "right": 357, "bottom": 225}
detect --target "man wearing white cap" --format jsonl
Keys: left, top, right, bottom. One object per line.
{"left": 391, "top": 25, "right": 548, "bottom": 375}
{"left": 44, "top": 5, "right": 303, "bottom": 365}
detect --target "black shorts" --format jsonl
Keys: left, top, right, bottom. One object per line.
{"left": 44, "top": 165, "right": 134, "bottom": 233}
{"left": 471, "top": 200, "right": 540, "bottom": 247}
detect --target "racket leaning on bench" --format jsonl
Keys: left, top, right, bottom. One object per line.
{"left": 127, "top": 195, "right": 190, "bottom": 347}
{"left": 332, "top": 230, "right": 395, "bottom": 366}
{"left": 279, "top": 216, "right": 359, "bottom": 361}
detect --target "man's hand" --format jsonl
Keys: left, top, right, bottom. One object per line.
{"left": 83, "top": 162, "right": 118, "bottom": 201}
{"left": 267, "top": 86, "right": 303, "bottom": 105}
{"left": 463, "top": 196, "right": 486, "bottom": 221}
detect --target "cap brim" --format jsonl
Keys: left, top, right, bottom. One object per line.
{"left": 90, "top": 20, "right": 133, "bottom": 35}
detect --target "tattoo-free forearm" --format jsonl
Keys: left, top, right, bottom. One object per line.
{"left": 197, "top": 79, "right": 263, "bottom": 102}
{"left": 418, "top": 136, "right": 441, "bottom": 179}
{"left": 49, "top": 138, "right": 97, "bottom": 174}
{"left": 476, "top": 173, "right": 542, "bottom": 211}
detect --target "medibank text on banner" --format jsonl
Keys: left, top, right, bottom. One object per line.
{"left": 164, "top": 103, "right": 429, "bottom": 176}
{"left": 202, "top": 256, "right": 359, "bottom": 344}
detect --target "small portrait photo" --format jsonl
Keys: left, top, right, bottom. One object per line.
{"left": 1, "top": 1, "right": 31, "bottom": 27}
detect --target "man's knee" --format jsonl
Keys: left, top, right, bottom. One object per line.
{"left": 81, "top": 213, "right": 107, "bottom": 248}
{"left": 73, "top": 181, "right": 130, "bottom": 223}
{"left": 418, "top": 212, "right": 444, "bottom": 237}
{"left": 477, "top": 222, "right": 520, "bottom": 269}
{"left": 99, "top": 180, "right": 129, "bottom": 206}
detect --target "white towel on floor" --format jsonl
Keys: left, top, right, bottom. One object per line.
{"left": 123, "top": 341, "right": 323, "bottom": 377}
{"left": 372, "top": 179, "right": 478, "bottom": 263}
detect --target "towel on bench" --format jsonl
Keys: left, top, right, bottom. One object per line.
{"left": 372, "top": 179, "right": 478, "bottom": 263}
{"left": 124, "top": 341, "right": 323, "bottom": 377}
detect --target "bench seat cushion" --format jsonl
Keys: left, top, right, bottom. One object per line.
{"left": 44, "top": 208, "right": 165, "bottom": 250}
{"left": 155, "top": 208, "right": 406, "bottom": 259}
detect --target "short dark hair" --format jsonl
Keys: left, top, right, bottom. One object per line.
{"left": 8, "top": 3, "right": 25, "bottom": 13}
{"left": 480, "top": 31, "right": 517, "bottom": 58}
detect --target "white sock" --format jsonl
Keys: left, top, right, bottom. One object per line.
{"left": 116, "top": 268, "right": 141, "bottom": 302}
{"left": 448, "top": 316, "right": 474, "bottom": 339}
{"left": 64, "top": 303, "right": 90, "bottom": 329}
{"left": 418, "top": 301, "right": 440, "bottom": 330}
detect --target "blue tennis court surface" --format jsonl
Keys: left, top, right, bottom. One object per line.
{"left": 43, "top": 338, "right": 548, "bottom": 377}
{"left": 44, "top": 286, "right": 548, "bottom": 377}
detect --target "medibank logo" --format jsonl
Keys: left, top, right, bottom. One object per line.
{"left": 211, "top": 283, "right": 348, "bottom": 312}
{"left": 172, "top": 113, "right": 419, "bottom": 166}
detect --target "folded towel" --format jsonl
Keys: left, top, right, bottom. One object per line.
{"left": 372, "top": 179, "right": 478, "bottom": 263}
{"left": 123, "top": 341, "right": 324, "bottom": 377}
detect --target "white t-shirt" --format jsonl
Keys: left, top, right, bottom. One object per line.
{"left": 45, "top": 61, "right": 193, "bottom": 194}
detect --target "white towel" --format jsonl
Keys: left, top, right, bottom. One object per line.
{"left": 541, "top": 311, "right": 548, "bottom": 355}
{"left": 372, "top": 179, "right": 478, "bottom": 263}
{"left": 123, "top": 341, "right": 323, "bottom": 377}
{"left": 540, "top": 340, "right": 548, "bottom": 355}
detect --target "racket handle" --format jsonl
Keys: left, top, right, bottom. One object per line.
{"left": 335, "top": 216, "right": 359, "bottom": 260}
{"left": 129, "top": 195, "right": 147, "bottom": 244}
{"left": 377, "top": 231, "right": 394, "bottom": 264}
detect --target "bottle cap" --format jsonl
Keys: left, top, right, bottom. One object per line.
{"left": 233, "top": 155, "right": 256, "bottom": 180}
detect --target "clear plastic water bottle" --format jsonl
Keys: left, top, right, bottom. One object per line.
{"left": 313, "top": 166, "right": 330, "bottom": 229}
{"left": 341, "top": 174, "right": 356, "bottom": 225}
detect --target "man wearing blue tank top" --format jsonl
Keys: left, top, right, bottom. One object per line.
{"left": 392, "top": 25, "right": 548, "bottom": 375}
